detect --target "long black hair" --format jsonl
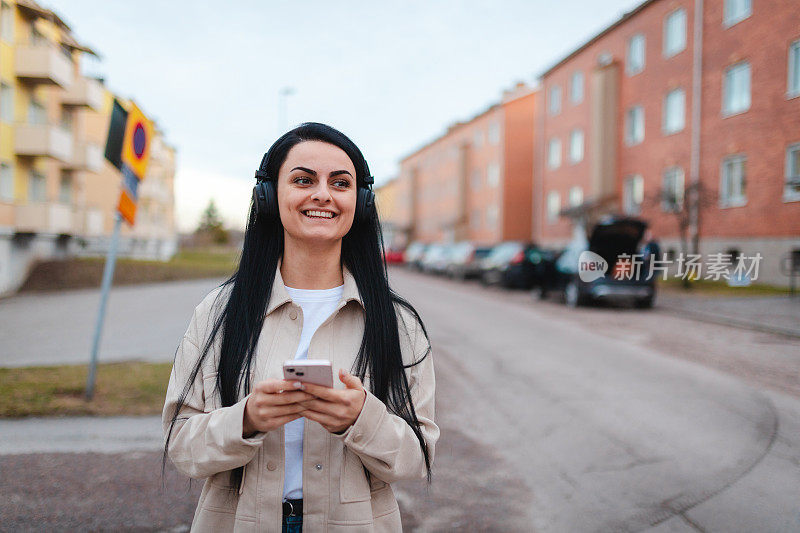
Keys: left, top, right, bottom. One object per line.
{"left": 164, "top": 122, "right": 432, "bottom": 490}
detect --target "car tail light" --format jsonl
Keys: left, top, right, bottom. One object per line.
{"left": 511, "top": 250, "right": 525, "bottom": 265}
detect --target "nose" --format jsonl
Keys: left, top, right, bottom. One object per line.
{"left": 310, "top": 181, "right": 332, "bottom": 203}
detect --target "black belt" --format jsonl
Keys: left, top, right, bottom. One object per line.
{"left": 283, "top": 498, "right": 303, "bottom": 517}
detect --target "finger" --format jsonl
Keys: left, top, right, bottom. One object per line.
{"left": 256, "top": 379, "right": 305, "bottom": 394}
{"left": 270, "top": 412, "right": 303, "bottom": 427}
{"left": 262, "top": 403, "right": 307, "bottom": 417}
{"left": 300, "top": 409, "right": 340, "bottom": 428}
{"left": 301, "top": 382, "right": 339, "bottom": 400}
{"left": 268, "top": 390, "right": 315, "bottom": 405}
{"left": 339, "top": 369, "right": 364, "bottom": 391}
{"left": 296, "top": 398, "right": 340, "bottom": 415}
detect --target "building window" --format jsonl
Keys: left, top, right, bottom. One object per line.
{"left": 664, "top": 8, "right": 687, "bottom": 58}
{"left": 471, "top": 209, "right": 481, "bottom": 230}
{"left": 471, "top": 169, "right": 482, "bottom": 191}
{"left": 568, "top": 186, "right": 583, "bottom": 206}
{"left": 60, "top": 107, "right": 74, "bottom": 132}
{"left": 788, "top": 40, "right": 800, "bottom": 98}
{"left": 473, "top": 129, "right": 484, "bottom": 147}
{"left": 723, "top": 0, "right": 751, "bottom": 27}
{"left": 548, "top": 85, "right": 561, "bottom": 115}
{"left": 30, "top": 24, "right": 46, "bottom": 46}
{"left": 625, "top": 105, "right": 645, "bottom": 145}
{"left": 0, "top": 161, "right": 13, "bottom": 201}
{"left": 547, "top": 138, "right": 562, "bottom": 169}
{"left": 627, "top": 33, "right": 646, "bottom": 75}
{"left": 623, "top": 175, "right": 644, "bottom": 215}
{"left": 488, "top": 121, "right": 500, "bottom": 145}
{"left": 28, "top": 98, "right": 46, "bottom": 125}
{"left": 663, "top": 88, "right": 685, "bottom": 134}
{"left": 786, "top": 143, "right": 800, "bottom": 201}
{"left": 29, "top": 169, "right": 46, "bottom": 202}
{"left": 0, "top": 82, "right": 12, "bottom": 122}
{"left": 487, "top": 205, "right": 498, "bottom": 228}
{"left": 570, "top": 71, "right": 584, "bottom": 104}
{"left": 720, "top": 155, "right": 747, "bottom": 207}
{"left": 487, "top": 162, "right": 500, "bottom": 187}
{"left": 0, "top": 1, "right": 13, "bottom": 42}
{"left": 723, "top": 62, "right": 751, "bottom": 116}
{"left": 662, "top": 167, "right": 685, "bottom": 211}
{"left": 546, "top": 191, "right": 561, "bottom": 223}
{"left": 59, "top": 170, "right": 73, "bottom": 203}
{"left": 569, "top": 129, "right": 584, "bottom": 164}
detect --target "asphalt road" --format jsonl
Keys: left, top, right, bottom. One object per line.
{"left": 1, "top": 268, "right": 799, "bottom": 532}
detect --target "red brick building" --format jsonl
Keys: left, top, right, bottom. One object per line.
{"left": 394, "top": 83, "right": 537, "bottom": 247}
{"left": 536, "top": 0, "right": 800, "bottom": 286}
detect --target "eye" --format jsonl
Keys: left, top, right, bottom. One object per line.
{"left": 292, "top": 176, "right": 312, "bottom": 185}
{"left": 333, "top": 179, "right": 351, "bottom": 188}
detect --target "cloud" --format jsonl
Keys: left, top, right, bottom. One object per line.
{"left": 174, "top": 166, "right": 252, "bottom": 233}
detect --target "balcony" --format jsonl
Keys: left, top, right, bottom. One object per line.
{"left": 15, "top": 44, "right": 74, "bottom": 88}
{"left": 62, "top": 76, "right": 104, "bottom": 110}
{"left": 65, "top": 141, "right": 103, "bottom": 172}
{"left": 14, "top": 123, "right": 73, "bottom": 162}
{"left": 15, "top": 202, "right": 79, "bottom": 235}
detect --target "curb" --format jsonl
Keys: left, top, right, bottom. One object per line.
{"left": 657, "top": 302, "right": 800, "bottom": 339}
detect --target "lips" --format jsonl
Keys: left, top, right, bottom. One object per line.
{"left": 303, "top": 210, "right": 337, "bottom": 219}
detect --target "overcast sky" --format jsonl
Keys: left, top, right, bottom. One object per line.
{"left": 48, "top": 0, "right": 643, "bottom": 232}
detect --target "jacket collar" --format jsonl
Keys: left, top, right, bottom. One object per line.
{"left": 266, "top": 257, "right": 364, "bottom": 316}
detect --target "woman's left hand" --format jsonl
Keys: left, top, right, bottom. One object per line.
{"left": 298, "top": 369, "right": 367, "bottom": 434}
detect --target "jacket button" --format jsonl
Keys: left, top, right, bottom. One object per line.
{"left": 353, "top": 433, "right": 362, "bottom": 443}
{"left": 315, "top": 463, "right": 323, "bottom": 471}
{"left": 267, "top": 461, "right": 277, "bottom": 471}
{"left": 289, "top": 310, "right": 298, "bottom": 320}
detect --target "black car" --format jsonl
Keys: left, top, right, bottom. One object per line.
{"left": 479, "top": 242, "right": 552, "bottom": 289}
{"left": 446, "top": 242, "right": 493, "bottom": 280}
{"left": 535, "top": 216, "right": 656, "bottom": 308}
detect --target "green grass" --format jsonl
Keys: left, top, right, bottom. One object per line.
{"left": 660, "top": 277, "right": 794, "bottom": 297}
{"left": 0, "top": 362, "right": 174, "bottom": 418}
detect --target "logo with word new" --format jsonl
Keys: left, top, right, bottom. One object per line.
{"left": 578, "top": 251, "right": 608, "bottom": 282}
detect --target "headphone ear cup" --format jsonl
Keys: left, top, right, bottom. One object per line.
{"left": 252, "top": 180, "right": 279, "bottom": 219}
{"left": 355, "top": 187, "right": 376, "bottom": 223}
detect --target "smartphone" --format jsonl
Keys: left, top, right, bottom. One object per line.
{"left": 283, "top": 359, "right": 334, "bottom": 388}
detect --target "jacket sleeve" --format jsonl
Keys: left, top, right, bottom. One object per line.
{"left": 333, "top": 313, "right": 439, "bottom": 483}
{"left": 161, "top": 306, "right": 267, "bottom": 479}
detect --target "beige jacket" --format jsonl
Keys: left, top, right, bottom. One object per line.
{"left": 162, "top": 262, "right": 438, "bottom": 532}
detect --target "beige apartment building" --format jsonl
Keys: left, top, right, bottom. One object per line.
{"left": 0, "top": 0, "right": 177, "bottom": 295}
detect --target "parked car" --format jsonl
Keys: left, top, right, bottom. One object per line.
{"left": 420, "top": 243, "right": 452, "bottom": 275}
{"left": 383, "top": 246, "right": 405, "bottom": 265}
{"left": 403, "top": 242, "right": 428, "bottom": 271}
{"left": 534, "top": 216, "right": 656, "bottom": 308}
{"left": 445, "top": 242, "right": 493, "bottom": 280}
{"left": 479, "top": 241, "right": 547, "bottom": 289}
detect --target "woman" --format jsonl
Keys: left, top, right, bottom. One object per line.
{"left": 162, "top": 122, "right": 438, "bottom": 532}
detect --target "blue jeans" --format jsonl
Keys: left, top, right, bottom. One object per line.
{"left": 282, "top": 514, "right": 302, "bottom": 533}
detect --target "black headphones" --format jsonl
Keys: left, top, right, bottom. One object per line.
{"left": 251, "top": 147, "right": 376, "bottom": 223}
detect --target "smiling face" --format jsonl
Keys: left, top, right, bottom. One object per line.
{"left": 277, "top": 140, "right": 358, "bottom": 247}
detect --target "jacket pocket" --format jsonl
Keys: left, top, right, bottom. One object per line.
{"left": 340, "top": 447, "right": 371, "bottom": 503}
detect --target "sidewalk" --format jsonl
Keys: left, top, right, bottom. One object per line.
{"left": 657, "top": 291, "right": 800, "bottom": 338}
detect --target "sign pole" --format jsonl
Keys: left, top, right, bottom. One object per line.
{"left": 86, "top": 212, "right": 123, "bottom": 400}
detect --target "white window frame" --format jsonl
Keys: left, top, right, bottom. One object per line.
{"left": 720, "top": 154, "right": 747, "bottom": 207}
{"left": 0, "top": 1, "right": 13, "bottom": 43}
{"left": 547, "top": 138, "right": 562, "bottom": 169}
{"left": 546, "top": 191, "right": 561, "bottom": 223}
{"left": 568, "top": 186, "right": 583, "bottom": 207}
{"left": 625, "top": 105, "right": 645, "bottom": 145}
{"left": 548, "top": 85, "right": 562, "bottom": 115}
{"left": 723, "top": 0, "right": 752, "bottom": 27}
{"left": 487, "top": 205, "right": 498, "bottom": 228}
{"left": 28, "top": 98, "right": 46, "bottom": 125}
{"left": 569, "top": 129, "right": 584, "bottom": 164}
{"left": 723, "top": 61, "right": 751, "bottom": 116}
{"left": 663, "top": 88, "right": 686, "bottom": 134}
{"left": 0, "top": 161, "right": 13, "bottom": 201}
{"left": 471, "top": 209, "right": 481, "bottom": 230}
{"left": 788, "top": 40, "right": 800, "bottom": 99}
{"left": 623, "top": 175, "right": 644, "bottom": 215}
{"left": 627, "top": 33, "right": 646, "bottom": 75}
{"left": 662, "top": 167, "right": 685, "bottom": 212}
{"left": 0, "top": 82, "right": 13, "bottom": 122}
{"left": 664, "top": 8, "right": 687, "bottom": 58}
{"left": 59, "top": 170, "right": 72, "bottom": 204}
{"left": 785, "top": 143, "right": 800, "bottom": 202}
{"left": 570, "top": 71, "right": 584, "bottom": 104}
{"left": 487, "top": 162, "right": 500, "bottom": 187}
{"left": 29, "top": 169, "right": 46, "bottom": 202}
{"left": 471, "top": 169, "right": 482, "bottom": 191}
{"left": 473, "top": 129, "right": 484, "bottom": 147}
{"left": 488, "top": 121, "right": 501, "bottom": 145}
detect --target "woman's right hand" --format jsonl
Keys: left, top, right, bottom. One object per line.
{"left": 242, "top": 379, "right": 313, "bottom": 437}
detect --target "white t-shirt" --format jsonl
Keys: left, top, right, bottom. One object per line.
{"left": 282, "top": 283, "right": 344, "bottom": 501}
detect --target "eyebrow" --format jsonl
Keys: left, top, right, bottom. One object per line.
{"left": 291, "top": 167, "right": 353, "bottom": 178}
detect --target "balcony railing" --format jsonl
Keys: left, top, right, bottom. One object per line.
{"left": 15, "top": 43, "right": 74, "bottom": 88}
{"left": 65, "top": 141, "right": 103, "bottom": 172}
{"left": 15, "top": 202, "right": 79, "bottom": 235}
{"left": 62, "top": 76, "right": 104, "bottom": 110}
{"left": 14, "top": 123, "right": 73, "bottom": 162}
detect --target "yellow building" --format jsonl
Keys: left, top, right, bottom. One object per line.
{"left": 0, "top": 0, "right": 177, "bottom": 295}
{"left": 374, "top": 176, "right": 404, "bottom": 249}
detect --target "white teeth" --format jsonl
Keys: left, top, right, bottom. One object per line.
{"left": 304, "top": 210, "right": 334, "bottom": 219}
